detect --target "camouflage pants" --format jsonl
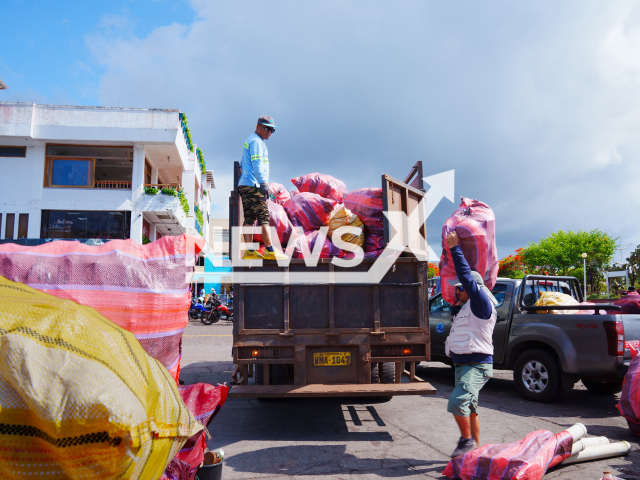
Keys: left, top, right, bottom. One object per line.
{"left": 239, "top": 186, "right": 270, "bottom": 226}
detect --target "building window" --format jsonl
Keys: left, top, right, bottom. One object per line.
{"left": 214, "top": 229, "right": 230, "bottom": 243}
{"left": 18, "top": 214, "right": 28, "bottom": 239}
{"left": 40, "top": 210, "right": 131, "bottom": 239}
{"left": 0, "top": 146, "right": 27, "bottom": 157}
{"left": 5, "top": 214, "right": 15, "bottom": 239}
{"left": 45, "top": 144, "right": 133, "bottom": 189}
{"left": 50, "top": 159, "right": 94, "bottom": 187}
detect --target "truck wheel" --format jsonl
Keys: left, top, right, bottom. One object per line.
{"left": 371, "top": 363, "right": 380, "bottom": 383}
{"left": 380, "top": 362, "right": 396, "bottom": 384}
{"left": 255, "top": 364, "right": 266, "bottom": 385}
{"left": 581, "top": 379, "right": 623, "bottom": 395}
{"left": 513, "top": 349, "right": 563, "bottom": 403}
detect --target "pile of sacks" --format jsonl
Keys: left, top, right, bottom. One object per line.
{"left": 256, "top": 173, "right": 386, "bottom": 259}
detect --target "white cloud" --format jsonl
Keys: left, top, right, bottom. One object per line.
{"left": 84, "top": 0, "right": 640, "bottom": 260}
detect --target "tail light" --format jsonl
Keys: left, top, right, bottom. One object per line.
{"left": 603, "top": 321, "right": 625, "bottom": 356}
{"left": 251, "top": 349, "right": 260, "bottom": 358}
{"left": 402, "top": 347, "right": 412, "bottom": 356}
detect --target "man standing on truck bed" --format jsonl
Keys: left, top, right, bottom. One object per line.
{"left": 239, "top": 115, "right": 287, "bottom": 261}
{"left": 444, "top": 231, "right": 499, "bottom": 458}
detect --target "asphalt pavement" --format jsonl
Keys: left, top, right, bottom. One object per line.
{"left": 181, "top": 320, "right": 640, "bottom": 479}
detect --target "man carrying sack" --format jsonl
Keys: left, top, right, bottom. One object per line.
{"left": 444, "top": 231, "right": 500, "bottom": 458}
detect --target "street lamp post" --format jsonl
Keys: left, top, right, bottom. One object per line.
{"left": 581, "top": 253, "right": 587, "bottom": 300}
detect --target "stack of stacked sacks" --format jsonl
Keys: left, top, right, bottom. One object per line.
{"left": 250, "top": 173, "right": 387, "bottom": 259}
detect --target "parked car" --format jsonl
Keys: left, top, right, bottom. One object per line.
{"left": 428, "top": 275, "right": 640, "bottom": 402}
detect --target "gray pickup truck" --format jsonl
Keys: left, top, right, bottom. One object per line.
{"left": 428, "top": 275, "right": 640, "bottom": 402}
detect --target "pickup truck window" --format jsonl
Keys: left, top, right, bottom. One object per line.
{"left": 430, "top": 296, "right": 451, "bottom": 312}
{"left": 429, "top": 284, "right": 508, "bottom": 312}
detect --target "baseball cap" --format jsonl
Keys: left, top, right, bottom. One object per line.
{"left": 258, "top": 115, "right": 278, "bottom": 129}
{"left": 448, "top": 271, "right": 499, "bottom": 305}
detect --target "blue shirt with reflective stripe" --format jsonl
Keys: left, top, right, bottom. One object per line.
{"left": 238, "top": 133, "right": 269, "bottom": 187}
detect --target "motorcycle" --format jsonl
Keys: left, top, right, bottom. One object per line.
{"left": 203, "top": 298, "right": 233, "bottom": 324}
{"left": 188, "top": 298, "right": 212, "bottom": 321}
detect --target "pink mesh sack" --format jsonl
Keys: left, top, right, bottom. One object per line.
{"left": 161, "top": 383, "right": 229, "bottom": 480}
{"left": 291, "top": 173, "right": 346, "bottom": 203}
{"left": 439, "top": 198, "right": 498, "bottom": 305}
{"left": 344, "top": 188, "right": 384, "bottom": 236}
{"left": 364, "top": 235, "right": 385, "bottom": 252}
{"left": 618, "top": 353, "right": 640, "bottom": 436}
{"left": 611, "top": 292, "right": 640, "bottom": 314}
{"left": 0, "top": 235, "right": 200, "bottom": 382}
{"left": 290, "top": 187, "right": 300, "bottom": 197}
{"left": 255, "top": 200, "right": 295, "bottom": 245}
{"left": 284, "top": 192, "right": 337, "bottom": 232}
{"left": 292, "top": 231, "right": 342, "bottom": 259}
{"left": 443, "top": 429, "right": 573, "bottom": 480}
{"left": 268, "top": 182, "right": 291, "bottom": 206}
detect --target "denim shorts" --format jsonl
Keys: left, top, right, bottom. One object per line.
{"left": 447, "top": 363, "right": 493, "bottom": 417}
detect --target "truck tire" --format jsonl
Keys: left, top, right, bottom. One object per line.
{"left": 581, "top": 379, "right": 623, "bottom": 395}
{"left": 371, "top": 363, "right": 380, "bottom": 383}
{"left": 513, "top": 349, "right": 563, "bottom": 403}
{"left": 380, "top": 362, "right": 396, "bottom": 384}
{"left": 255, "top": 364, "right": 266, "bottom": 385}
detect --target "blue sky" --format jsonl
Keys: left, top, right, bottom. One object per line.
{"left": 1, "top": 0, "right": 193, "bottom": 104}
{"left": 2, "top": 1, "right": 640, "bottom": 262}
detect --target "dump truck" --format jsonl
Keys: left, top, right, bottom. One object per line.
{"left": 228, "top": 161, "right": 437, "bottom": 399}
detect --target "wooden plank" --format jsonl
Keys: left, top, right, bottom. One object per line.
{"left": 263, "top": 364, "right": 270, "bottom": 386}
{"left": 373, "top": 286, "right": 380, "bottom": 332}
{"left": 394, "top": 362, "right": 403, "bottom": 384}
{"left": 228, "top": 382, "right": 437, "bottom": 398}
{"left": 294, "top": 345, "right": 306, "bottom": 385}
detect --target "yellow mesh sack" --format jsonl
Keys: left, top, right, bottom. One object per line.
{"left": 327, "top": 206, "right": 365, "bottom": 248}
{"left": 534, "top": 291, "right": 579, "bottom": 314}
{"left": 0, "top": 276, "right": 202, "bottom": 480}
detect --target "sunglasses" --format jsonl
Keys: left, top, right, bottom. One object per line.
{"left": 262, "top": 125, "right": 275, "bottom": 133}
{"left": 455, "top": 286, "right": 464, "bottom": 293}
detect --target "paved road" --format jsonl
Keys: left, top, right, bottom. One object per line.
{"left": 181, "top": 321, "right": 640, "bottom": 479}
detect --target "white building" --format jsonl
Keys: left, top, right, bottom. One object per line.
{"left": 0, "top": 102, "right": 213, "bottom": 246}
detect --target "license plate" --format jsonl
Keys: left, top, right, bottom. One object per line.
{"left": 314, "top": 352, "right": 351, "bottom": 367}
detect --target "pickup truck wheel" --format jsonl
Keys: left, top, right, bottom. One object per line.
{"left": 581, "top": 379, "right": 623, "bottom": 395}
{"left": 513, "top": 349, "right": 562, "bottom": 403}
{"left": 380, "top": 362, "right": 396, "bottom": 384}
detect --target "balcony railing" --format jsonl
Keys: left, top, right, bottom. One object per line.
{"left": 95, "top": 180, "right": 132, "bottom": 189}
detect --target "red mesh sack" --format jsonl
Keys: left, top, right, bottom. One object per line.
{"left": 618, "top": 353, "right": 640, "bottom": 435}
{"left": 364, "top": 235, "right": 385, "bottom": 252}
{"left": 611, "top": 292, "right": 640, "bottom": 314}
{"left": 284, "top": 192, "right": 337, "bottom": 232}
{"left": 290, "top": 187, "right": 300, "bottom": 197}
{"left": 268, "top": 182, "right": 291, "bottom": 206}
{"left": 443, "top": 429, "right": 573, "bottom": 480}
{"left": 344, "top": 188, "right": 384, "bottom": 236}
{"left": 161, "top": 383, "right": 229, "bottom": 480}
{"left": 439, "top": 198, "right": 498, "bottom": 305}
{"left": 255, "top": 200, "right": 295, "bottom": 246}
{"left": 292, "top": 231, "right": 342, "bottom": 259}
{"left": 0, "top": 235, "right": 201, "bottom": 382}
{"left": 291, "top": 173, "right": 346, "bottom": 203}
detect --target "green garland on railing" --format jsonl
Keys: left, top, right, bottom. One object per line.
{"left": 144, "top": 186, "right": 159, "bottom": 195}
{"left": 178, "top": 189, "right": 190, "bottom": 217}
{"left": 142, "top": 233, "right": 150, "bottom": 245}
{"left": 161, "top": 187, "right": 178, "bottom": 197}
{"left": 179, "top": 113, "right": 194, "bottom": 152}
{"left": 194, "top": 204, "right": 204, "bottom": 227}
{"left": 196, "top": 148, "right": 206, "bottom": 174}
